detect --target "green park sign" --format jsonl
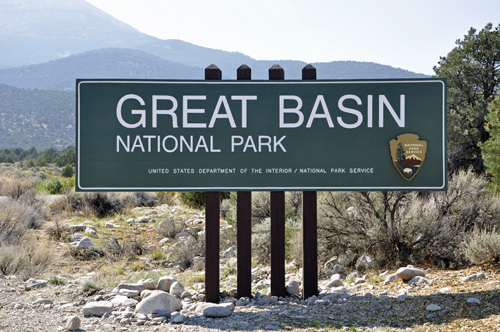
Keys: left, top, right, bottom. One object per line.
{"left": 76, "top": 79, "right": 446, "bottom": 191}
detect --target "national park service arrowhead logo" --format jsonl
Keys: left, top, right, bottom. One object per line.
{"left": 389, "top": 133, "right": 427, "bottom": 181}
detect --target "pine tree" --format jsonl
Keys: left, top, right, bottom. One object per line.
{"left": 481, "top": 96, "right": 500, "bottom": 190}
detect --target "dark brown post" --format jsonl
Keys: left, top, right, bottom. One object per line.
{"left": 301, "top": 64, "right": 318, "bottom": 299}
{"left": 269, "top": 64, "right": 286, "bottom": 297}
{"left": 205, "top": 64, "right": 221, "bottom": 303}
{"left": 236, "top": 64, "right": 252, "bottom": 299}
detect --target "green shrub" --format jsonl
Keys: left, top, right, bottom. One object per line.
{"left": 317, "top": 170, "right": 500, "bottom": 267}
{"left": 61, "top": 165, "right": 74, "bottom": 178}
{"left": 178, "top": 192, "right": 205, "bottom": 209}
{"left": 64, "top": 192, "right": 125, "bottom": 217}
{"left": 48, "top": 276, "right": 67, "bottom": 285}
{"left": 464, "top": 230, "right": 500, "bottom": 264}
{"left": 38, "top": 177, "right": 63, "bottom": 194}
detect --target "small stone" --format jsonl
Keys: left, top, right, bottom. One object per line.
{"left": 65, "top": 315, "right": 81, "bottom": 331}
{"left": 137, "top": 216, "right": 149, "bottom": 223}
{"left": 266, "top": 324, "right": 279, "bottom": 330}
{"left": 426, "top": 304, "right": 442, "bottom": 311}
{"left": 467, "top": 297, "right": 480, "bottom": 304}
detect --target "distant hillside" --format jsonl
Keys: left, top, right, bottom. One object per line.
{"left": 136, "top": 39, "right": 429, "bottom": 79}
{"left": 0, "top": 48, "right": 203, "bottom": 91}
{"left": 0, "top": 0, "right": 158, "bottom": 69}
{"left": 0, "top": 46, "right": 428, "bottom": 91}
{"left": 0, "top": 84, "right": 73, "bottom": 150}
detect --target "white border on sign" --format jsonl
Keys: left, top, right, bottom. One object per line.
{"left": 77, "top": 79, "right": 446, "bottom": 191}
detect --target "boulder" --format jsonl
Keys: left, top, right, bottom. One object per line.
{"left": 157, "top": 276, "right": 177, "bottom": 292}
{"left": 110, "top": 295, "right": 138, "bottom": 307}
{"left": 170, "top": 281, "right": 185, "bottom": 296}
{"left": 331, "top": 264, "right": 345, "bottom": 274}
{"left": 65, "top": 315, "right": 80, "bottom": 331}
{"left": 76, "top": 237, "right": 95, "bottom": 248}
{"left": 138, "top": 278, "right": 156, "bottom": 290}
{"left": 137, "top": 216, "right": 149, "bottom": 223}
{"left": 222, "top": 247, "right": 234, "bottom": 259}
{"left": 337, "top": 250, "right": 355, "bottom": 266}
{"left": 134, "top": 290, "right": 182, "bottom": 315}
{"left": 408, "top": 276, "right": 431, "bottom": 284}
{"left": 355, "top": 255, "right": 376, "bottom": 270}
{"left": 325, "top": 279, "right": 343, "bottom": 287}
{"left": 203, "top": 305, "right": 232, "bottom": 318}
{"left": 324, "top": 257, "right": 338, "bottom": 270}
{"left": 117, "top": 283, "right": 146, "bottom": 293}
{"left": 396, "top": 266, "right": 425, "bottom": 281}
{"left": 26, "top": 278, "right": 47, "bottom": 288}
{"left": 285, "top": 280, "right": 300, "bottom": 297}
{"left": 118, "top": 289, "right": 140, "bottom": 297}
{"left": 384, "top": 273, "right": 400, "bottom": 285}
{"left": 82, "top": 301, "right": 113, "bottom": 317}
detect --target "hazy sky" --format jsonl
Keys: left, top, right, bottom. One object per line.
{"left": 86, "top": 0, "right": 500, "bottom": 75}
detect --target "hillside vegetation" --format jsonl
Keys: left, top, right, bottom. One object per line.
{"left": 0, "top": 84, "right": 73, "bottom": 150}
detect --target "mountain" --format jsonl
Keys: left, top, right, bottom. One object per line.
{"left": 0, "top": 48, "right": 203, "bottom": 91}
{"left": 0, "top": 46, "right": 428, "bottom": 91}
{"left": 135, "top": 39, "right": 429, "bottom": 80}
{"left": 0, "top": 0, "right": 158, "bottom": 69}
{"left": 0, "top": 84, "right": 73, "bottom": 150}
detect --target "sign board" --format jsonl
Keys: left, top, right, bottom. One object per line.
{"left": 76, "top": 79, "right": 446, "bottom": 191}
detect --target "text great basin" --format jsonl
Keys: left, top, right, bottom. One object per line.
{"left": 115, "top": 93, "right": 405, "bottom": 153}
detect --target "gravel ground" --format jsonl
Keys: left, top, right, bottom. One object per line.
{"left": 1, "top": 266, "right": 500, "bottom": 332}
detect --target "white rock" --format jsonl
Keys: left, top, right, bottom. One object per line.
{"left": 222, "top": 247, "right": 234, "bottom": 258}
{"left": 135, "top": 290, "right": 182, "bottom": 315}
{"left": 467, "top": 297, "right": 480, "bottom": 303}
{"left": 110, "top": 295, "right": 138, "bottom": 307}
{"left": 138, "top": 278, "right": 156, "bottom": 290}
{"left": 325, "top": 279, "right": 343, "bottom": 287}
{"left": 137, "top": 216, "right": 149, "bottom": 223}
{"left": 118, "top": 289, "right": 139, "bottom": 297}
{"left": 203, "top": 305, "right": 232, "bottom": 318}
{"left": 170, "top": 282, "right": 185, "bottom": 296}
{"left": 117, "top": 283, "right": 146, "bottom": 293}
{"left": 285, "top": 280, "right": 300, "bottom": 296}
{"left": 171, "top": 312, "right": 185, "bottom": 323}
{"left": 76, "top": 237, "right": 95, "bottom": 248}
{"left": 396, "top": 267, "right": 425, "bottom": 281}
{"left": 157, "top": 276, "right": 177, "bottom": 292}
{"left": 65, "top": 315, "right": 80, "bottom": 331}
{"left": 384, "top": 273, "right": 400, "bottom": 285}
{"left": 126, "top": 218, "right": 135, "bottom": 223}
{"left": 408, "top": 276, "right": 431, "bottom": 284}
{"left": 426, "top": 304, "right": 442, "bottom": 311}
{"left": 82, "top": 301, "right": 114, "bottom": 317}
